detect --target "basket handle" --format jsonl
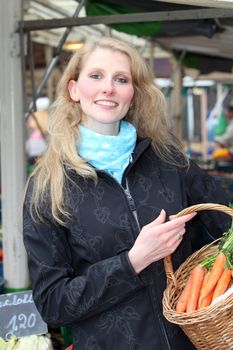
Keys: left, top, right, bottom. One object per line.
{"left": 164, "top": 203, "right": 233, "bottom": 287}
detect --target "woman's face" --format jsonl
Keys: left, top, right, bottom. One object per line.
{"left": 68, "top": 47, "right": 134, "bottom": 135}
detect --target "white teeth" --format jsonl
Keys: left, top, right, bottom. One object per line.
{"left": 95, "top": 100, "right": 117, "bottom": 107}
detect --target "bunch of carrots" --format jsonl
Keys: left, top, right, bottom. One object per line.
{"left": 176, "top": 220, "right": 233, "bottom": 313}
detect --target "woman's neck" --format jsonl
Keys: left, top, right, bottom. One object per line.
{"left": 80, "top": 120, "right": 120, "bottom": 136}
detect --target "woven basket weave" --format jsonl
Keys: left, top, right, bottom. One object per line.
{"left": 162, "top": 203, "right": 233, "bottom": 350}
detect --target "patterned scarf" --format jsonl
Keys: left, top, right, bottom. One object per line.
{"left": 78, "top": 121, "right": 137, "bottom": 184}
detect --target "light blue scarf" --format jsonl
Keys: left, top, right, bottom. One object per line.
{"left": 78, "top": 121, "right": 137, "bottom": 184}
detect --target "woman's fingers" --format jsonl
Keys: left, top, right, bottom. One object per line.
{"left": 153, "top": 209, "right": 167, "bottom": 224}
{"left": 148, "top": 211, "right": 196, "bottom": 236}
{"left": 128, "top": 210, "right": 196, "bottom": 273}
{"left": 169, "top": 212, "right": 197, "bottom": 225}
{"left": 169, "top": 212, "right": 197, "bottom": 222}
{"left": 158, "top": 224, "right": 186, "bottom": 242}
{"left": 146, "top": 210, "right": 196, "bottom": 231}
{"left": 169, "top": 227, "right": 186, "bottom": 244}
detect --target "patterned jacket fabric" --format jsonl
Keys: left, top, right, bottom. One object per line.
{"left": 23, "top": 138, "right": 231, "bottom": 350}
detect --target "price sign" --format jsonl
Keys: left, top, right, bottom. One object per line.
{"left": 0, "top": 290, "right": 48, "bottom": 340}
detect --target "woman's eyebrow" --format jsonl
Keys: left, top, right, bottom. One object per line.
{"left": 85, "top": 67, "right": 104, "bottom": 73}
{"left": 85, "top": 67, "right": 131, "bottom": 75}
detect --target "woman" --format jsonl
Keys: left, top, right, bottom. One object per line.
{"left": 23, "top": 37, "right": 231, "bottom": 350}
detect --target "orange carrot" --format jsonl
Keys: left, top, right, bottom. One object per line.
{"left": 176, "top": 274, "right": 192, "bottom": 312}
{"left": 199, "top": 290, "right": 214, "bottom": 309}
{"left": 198, "top": 271, "right": 210, "bottom": 309}
{"left": 186, "top": 265, "right": 206, "bottom": 313}
{"left": 212, "top": 269, "right": 232, "bottom": 302}
{"left": 198, "top": 271, "right": 214, "bottom": 309}
{"left": 200, "top": 252, "right": 226, "bottom": 300}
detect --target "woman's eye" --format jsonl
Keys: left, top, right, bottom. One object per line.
{"left": 115, "top": 76, "right": 128, "bottom": 84}
{"left": 90, "top": 74, "right": 101, "bottom": 80}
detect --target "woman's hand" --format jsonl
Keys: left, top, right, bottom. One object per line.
{"left": 128, "top": 209, "right": 196, "bottom": 274}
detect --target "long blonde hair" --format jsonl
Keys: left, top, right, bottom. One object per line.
{"left": 27, "top": 36, "right": 186, "bottom": 224}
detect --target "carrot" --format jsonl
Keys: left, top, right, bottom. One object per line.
{"left": 212, "top": 268, "right": 232, "bottom": 302}
{"left": 200, "top": 252, "right": 226, "bottom": 300}
{"left": 186, "top": 265, "right": 206, "bottom": 313}
{"left": 176, "top": 274, "right": 192, "bottom": 312}
{"left": 198, "top": 271, "right": 214, "bottom": 309}
{"left": 199, "top": 290, "right": 214, "bottom": 309}
{"left": 198, "top": 271, "right": 210, "bottom": 309}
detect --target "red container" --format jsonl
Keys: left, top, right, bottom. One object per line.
{"left": 65, "top": 345, "right": 73, "bottom": 350}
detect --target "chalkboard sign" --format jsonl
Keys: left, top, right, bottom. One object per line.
{"left": 0, "top": 290, "right": 48, "bottom": 340}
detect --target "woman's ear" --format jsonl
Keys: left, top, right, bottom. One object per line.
{"left": 68, "top": 80, "right": 80, "bottom": 102}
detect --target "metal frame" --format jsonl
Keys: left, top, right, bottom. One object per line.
{"left": 19, "top": 8, "right": 233, "bottom": 32}
{"left": 20, "top": 3, "right": 233, "bottom": 118}
{"left": 24, "top": 0, "right": 87, "bottom": 118}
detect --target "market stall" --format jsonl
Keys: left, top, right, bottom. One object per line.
{"left": 1, "top": 0, "right": 233, "bottom": 348}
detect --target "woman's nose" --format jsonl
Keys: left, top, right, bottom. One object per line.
{"left": 102, "top": 80, "right": 114, "bottom": 94}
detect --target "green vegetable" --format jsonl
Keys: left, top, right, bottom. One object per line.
{"left": 218, "top": 207, "right": 233, "bottom": 269}
{"left": 0, "top": 337, "right": 7, "bottom": 350}
{"left": 202, "top": 204, "right": 233, "bottom": 270}
{"left": 14, "top": 335, "right": 53, "bottom": 350}
{"left": 0, "top": 335, "right": 53, "bottom": 350}
{"left": 201, "top": 253, "right": 217, "bottom": 270}
{"left": 6, "top": 336, "right": 17, "bottom": 350}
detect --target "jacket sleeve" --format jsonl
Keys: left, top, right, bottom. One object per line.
{"left": 23, "top": 187, "right": 145, "bottom": 328}
{"left": 184, "top": 159, "right": 232, "bottom": 245}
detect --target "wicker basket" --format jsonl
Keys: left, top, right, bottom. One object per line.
{"left": 163, "top": 203, "right": 233, "bottom": 350}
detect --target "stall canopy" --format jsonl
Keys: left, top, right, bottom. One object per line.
{"left": 84, "top": 0, "right": 233, "bottom": 73}
{"left": 23, "top": 0, "right": 233, "bottom": 65}
{"left": 85, "top": 0, "right": 224, "bottom": 38}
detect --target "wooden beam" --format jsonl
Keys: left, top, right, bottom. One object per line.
{"left": 158, "top": 0, "right": 233, "bottom": 10}
{"left": 19, "top": 8, "right": 233, "bottom": 32}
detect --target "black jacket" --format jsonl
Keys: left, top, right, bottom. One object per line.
{"left": 23, "top": 138, "right": 231, "bottom": 350}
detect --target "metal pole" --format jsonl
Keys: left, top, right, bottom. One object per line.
{"left": 187, "top": 89, "right": 195, "bottom": 142}
{"left": 25, "top": 0, "right": 86, "bottom": 118}
{"left": 171, "top": 56, "right": 183, "bottom": 140}
{"left": 200, "top": 89, "right": 208, "bottom": 161}
{"left": 0, "top": 0, "right": 29, "bottom": 290}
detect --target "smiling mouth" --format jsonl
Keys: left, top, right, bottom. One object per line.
{"left": 95, "top": 100, "right": 118, "bottom": 107}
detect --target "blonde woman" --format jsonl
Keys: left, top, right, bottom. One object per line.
{"left": 23, "top": 37, "right": 230, "bottom": 350}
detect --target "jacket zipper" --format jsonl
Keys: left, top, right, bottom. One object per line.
{"left": 124, "top": 179, "right": 141, "bottom": 231}
{"left": 97, "top": 171, "right": 172, "bottom": 350}
{"left": 124, "top": 178, "right": 172, "bottom": 350}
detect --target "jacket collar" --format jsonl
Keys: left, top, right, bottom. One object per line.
{"left": 132, "top": 137, "right": 151, "bottom": 163}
